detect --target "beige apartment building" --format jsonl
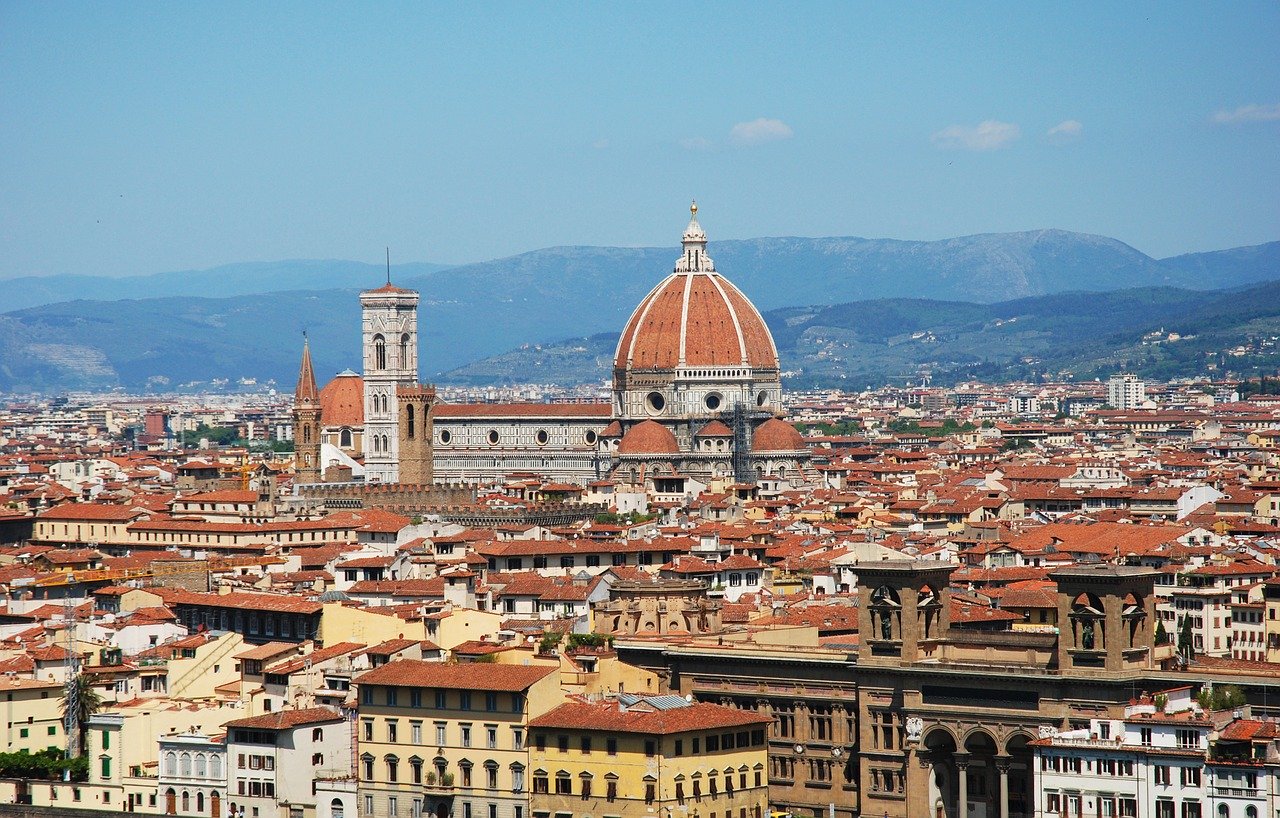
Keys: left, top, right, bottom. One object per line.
{"left": 353, "top": 661, "right": 563, "bottom": 818}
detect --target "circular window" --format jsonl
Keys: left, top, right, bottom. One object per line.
{"left": 757, "top": 390, "right": 769, "bottom": 407}
{"left": 439, "top": 429, "right": 452, "bottom": 444}
{"left": 646, "top": 392, "right": 666, "bottom": 413}
{"left": 487, "top": 430, "right": 500, "bottom": 445}
{"left": 705, "top": 393, "right": 722, "bottom": 411}
{"left": 535, "top": 430, "right": 549, "bottom": 446}
{"left": 584, "top": 430, "right": 598, "bottom": 445}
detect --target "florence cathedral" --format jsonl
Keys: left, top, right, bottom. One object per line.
{"left": 293, "top": 204, "right": 811, "bottom": 489}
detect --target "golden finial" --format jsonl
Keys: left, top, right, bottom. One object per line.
{"left": 690, "top": 200, "right": 698, "bottom": 219}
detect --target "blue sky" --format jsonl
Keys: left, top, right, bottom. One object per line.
{"left": 1, "top": 2, "right": 1277, "bottom": 279}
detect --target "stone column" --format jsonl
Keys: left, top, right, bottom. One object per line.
{"left": 995, "top": 757, "right": 1011, "bottom": 818}
{"left": 954, "top": 753, "right": 970, "bottom": 818}
{"left": 912, "top": 751, "right": 934, "bottom": 818}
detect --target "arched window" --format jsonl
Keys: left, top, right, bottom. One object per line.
{"left": 303, "top": 425, "right": 310, "bottom": 443}
{"left": 196, "top": 792, "right": 204, "bottom": 814}
{"left": 407, "top": 405, "right": 415, "bottom": 439}
{"left": 374, "top": 334, "right": 386, "bottom": 370}
{"left": 400, "top": 333, "right": 410, "bottom": 369}
{"left": 210, "top": 755, "right": 221, "bottom": 779}
{"left": 382, "top": 435, "right": 390, "bottom": 452}
{"left": 165, "top": 752, "right": 177, "bottom": 776}
{"left": 339, "top": 428, "right": 352, "bottom": 448}
{"left": 195, "top": 754, "right": 207, "bottom": 777}
{"left": 181, "top": 792, "right": 190, "bottom": 813}
{"left": 180, "top": 753, "right": 192, "bottom": 777}
{"left": 332, "top": 799, "right": 345, "bottom": 818}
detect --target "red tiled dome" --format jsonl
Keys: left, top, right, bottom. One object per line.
{"left": 320, "top": 372, "right": 364, "bottom": 428}
{"left": 617, "top": 420, "right": 680, "bottom": 455}
{"left": 614, "top": 208, "right": 778, "bottom": 372}
{"left": 695, "top": 420, "right": 734, "bottom": 438}
{"left": 751, "top": 418, "right": 806, "bottom": 452}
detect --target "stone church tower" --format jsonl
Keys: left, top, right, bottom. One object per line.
{"left": 397, "top": 384, "right": 437, "bottom": 485}
{"left": 360, "top": 277, "right": 420, "bottom": 483}
{"left": 292, "top": 336, "right": 322, "bottom": 484}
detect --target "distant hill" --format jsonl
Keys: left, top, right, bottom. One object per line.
{"left": 1157, "top": 241, "right": 1280, "bottom": 290}
{"left": 441, "top": 280, "right": 1280, "bottom": 388}
{"left": 2, "top": 260, "right": 453, "bottom": 313}
{"left": 2, "top": 231, "right": 1277, "bottom": 392}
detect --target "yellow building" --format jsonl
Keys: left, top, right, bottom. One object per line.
{"left": 0, "top": 677, "right": 64, "bottom": 753}
{"left": 319, "top": 602, "right": 427, "bottom": 647}
{"left": 353, "top": 660, "right": 563, "bottom": 818}
{"left": 527, "top": 694, "right": 770, "bottom": 818}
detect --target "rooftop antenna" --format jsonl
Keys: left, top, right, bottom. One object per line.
{"left": 386, "top": 247, "right": 391, "bottom": 285}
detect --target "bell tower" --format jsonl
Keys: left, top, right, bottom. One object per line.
{"left": 360, "top": 262, "right": 420, "bottom": 484}
{"left": 855, "top": 561, "right": 955, "bottom": 664}
{"left": 292, "top": 335, "right": 322, "bottom": 485}
{"left": 1051, "top": 564, "right": 1157, "bottom": 673}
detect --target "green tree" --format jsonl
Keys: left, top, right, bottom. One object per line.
{"left": 1154, "top": 619, "right": 1169, "bottom": 646}
{"left": 60, "top": 673, "right": 103, "bottom": 756}
{"left": 1198, "top": 685, "right": 1247, "bottom": 712}
{"left": 1176, "top": 616, "right": 1195, "bottom": 662}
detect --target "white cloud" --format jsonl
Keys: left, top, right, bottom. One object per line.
{"left": 679, "top": 136, "right": 713, "bottom": 151}
{"left": 1212, "top": 103, "right": 1280, "bottom": 124}
{"left": 591, "top": 138, "right": 610, "bottom": 150}
{"left": 931, "top": 120, "right": 1021, "bottom": 151}
{"left": 728, "top": 118, "right": 794, "bottom": 146}
{"left": 1047, "top": 119, "right": 1083, "bottom": 143}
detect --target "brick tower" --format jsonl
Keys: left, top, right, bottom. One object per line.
{"left": 293, "top": 336, "right": 322, "bottom": 485}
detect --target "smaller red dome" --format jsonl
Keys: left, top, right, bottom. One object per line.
{"left": 751, "top": 418, "right": 806, "bottom": 452}
{"left": 618, "top": 420, "right": 680, "bottom": 455}
{"left": 320, "top": 372, "right": 364, "bottom": 428}
{"left": 695, "top": 420, "right": 734, "bottom": 438}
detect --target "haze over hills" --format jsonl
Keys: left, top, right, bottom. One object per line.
{"left": 0, "top": 230, "right": 1276, "bottom": 392}
{"left": 1, "top": 260, "right": 453, "bottom": 314}
{"left": 445, "top": 280, "right": 1280, "bottom": 389}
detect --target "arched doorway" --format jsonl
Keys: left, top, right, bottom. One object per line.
{"left": 922, "top": 727, "right": 958, "bottom": 818}
{"left": 1003, "top": 733, "right": 1035, "bottom": 818}
{"left": 961, "top": 730, "right": 999, "bottom": 817}
{"left": 211, "top": 792, "right": 221, "bottom": 818}
{"left": 165, "top": 789, "right": 176, "bottom": 815}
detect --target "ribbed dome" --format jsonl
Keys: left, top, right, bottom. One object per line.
{"left": 614, "top": 207, "right": 778, "bottom": 372}
{"left": 617, "top": 420, "right": 680, "bottom": 455}
{"left": 320, "top": 371, "right": 364, "bottom": 428}
{"left": 751, "top": 418, "right": 807, "bottom": 452}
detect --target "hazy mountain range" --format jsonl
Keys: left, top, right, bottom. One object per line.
{"left": 445, "top": 280, "right": 1280, "bottom": 388}
{"left": 1, "top": 230, "right": 1276, "bottom": 392}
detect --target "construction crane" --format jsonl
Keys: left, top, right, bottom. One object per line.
{"left": 62, "top": 591, "right": 80, "bottom": 773}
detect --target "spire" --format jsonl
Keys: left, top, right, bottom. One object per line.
{"left": 676, "top": 200, "right": 714, "bottom": 273}
{"left": 295, "top": 334, "right": 319, "bottom": 404}
{"left": 386, "top": 247, "right": 391, "bottom": 286}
